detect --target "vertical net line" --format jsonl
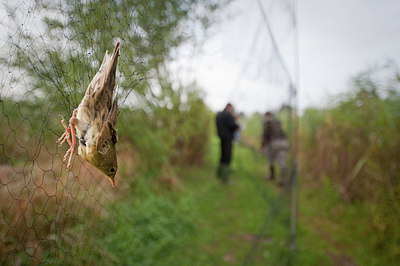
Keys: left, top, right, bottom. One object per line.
{"left": 238, "top": 0, "right": 299, "bottom": 263}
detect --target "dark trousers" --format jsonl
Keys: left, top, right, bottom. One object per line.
{"left": 219, "top": 138, "right": 233, "bottom": 165}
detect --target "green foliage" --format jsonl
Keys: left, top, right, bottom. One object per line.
{"left": 299, "top": 64, "right": 400, "bottom": 264}
{"left": 102, "top": 196, "right": 194, "bottom": 265}
{"left": 241, "top": 112, "right": 263, "bottom": 148}
{"left": 3, "top": 0, "right": 225, "bottom": 114}
{"left": 0, "top": 98, "right": 60, "bottom": 165}
{"left": 117, "top": 83, "right": 211, "bottom": 175}
{"left": 299, "top": 107, "right": 327, "bottom": 147}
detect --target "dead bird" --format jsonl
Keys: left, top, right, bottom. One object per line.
{"left": 57, "top": 41, "right": 120, "bottom": 187}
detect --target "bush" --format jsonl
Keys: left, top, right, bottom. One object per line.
{"left": 101, "top": 195, "right": 194, "bottom": 265}
{"left": 299, "top": 64, "right": 400, "bottom": 263}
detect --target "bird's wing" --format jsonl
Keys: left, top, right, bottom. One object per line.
{"left": 107, "top": 100, "right": 118, "bottom": 144}
{"left": 96, "top": 121, "right": 118, "bottom": 154}
{"left": 107, "top": 95, "right": 118, "bottom": 127}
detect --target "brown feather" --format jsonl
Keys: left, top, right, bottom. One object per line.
{"left": 72, "top": 41, "right": 121, "bottom": 185}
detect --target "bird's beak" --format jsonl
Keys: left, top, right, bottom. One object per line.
{"left": 108, "top": 177, "right": 116, "bottom": 188}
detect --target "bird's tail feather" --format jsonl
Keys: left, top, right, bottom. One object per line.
{"left": 91, "top": 41, "right": 120, "bottom": 108}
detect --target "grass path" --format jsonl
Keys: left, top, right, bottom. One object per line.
{"left": 179, "top": 138, "right": 296, "bottom": 265}
{"left": 102, "top": 137, "right": 340, "bottom": 265}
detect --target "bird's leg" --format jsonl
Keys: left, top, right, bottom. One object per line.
{"left": 57, "top": 110, "right": 78, "bottom": 169}
{"left": 66, "top": 109, "right": 78, "bottom": 169}
{"left": 57, "top": 117, "right": 72, "bottom": 146}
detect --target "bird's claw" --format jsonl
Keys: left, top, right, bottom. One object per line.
{"left": 57, "top": 111, "right": 78, "bottom": 170}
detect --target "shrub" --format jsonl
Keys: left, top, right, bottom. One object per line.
{"left": 101, "top": 195, "right": 194, "bottom": 265}
{"left": 299, "top": 64, "right": 400, "bottom": 263}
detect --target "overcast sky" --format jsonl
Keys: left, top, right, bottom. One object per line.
{"left": 1, "top": 0, "right": 399, "bottom": 114}
{"left": 172, "top": 0, "right": 400, "bottom": 114}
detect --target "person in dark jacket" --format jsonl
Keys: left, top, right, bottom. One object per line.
{"left": 216, "top": 103, "right": 239, "bottom": 183}
{"left": 261, "top": 112, "right": 289, "bottom": 186}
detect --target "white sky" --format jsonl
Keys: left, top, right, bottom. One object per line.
{"left": 172, "top": 0, "right": 400, "bottom": 114}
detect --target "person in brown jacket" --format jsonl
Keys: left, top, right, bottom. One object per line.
{"left": 261, "top": 112, "right": 289, "bottom": 186}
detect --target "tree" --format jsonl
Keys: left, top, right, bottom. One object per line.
{"left": 2, "top": 0, "right": 225, "bottom": 113}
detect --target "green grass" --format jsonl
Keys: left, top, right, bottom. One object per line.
{"left": 73, "top": 136, "right": 396, "bottom": 266}
{"left": 298, "top": 176, "right": 400, "bottom": 266}
{"left": 68, "top": 131, "right": 396, "bottom": 266}
{"left": 92, "top": 136, "right": 334, "bottom": 265}
{"left": 180, "top": 138, "right": 278, "bottom": 265}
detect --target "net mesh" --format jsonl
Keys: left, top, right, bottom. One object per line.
{"left": 0, "top": 0, "right": 298, "bottom": 264}
{"left": 0, "top": 1, "right": 139, "bottom": 263}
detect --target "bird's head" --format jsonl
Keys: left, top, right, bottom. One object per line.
{"left": 81, "top": 146, "right": 118, "bottom": 187}
{"left": 95, "top": 121, "right": 119, "bottom": 187}
{"left": 93, "top": 158, "right": 117, "bottom": 188}
{"left": 96, "top": 149, "right": 118, "bottom": 188}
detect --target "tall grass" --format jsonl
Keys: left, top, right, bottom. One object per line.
{"left": 299, "top": 64, "right": 400, "bottom": 264}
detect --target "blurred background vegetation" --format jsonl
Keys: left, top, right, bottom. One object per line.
{"left": 0, "top": 0, "right": 399, "bottom": 265}
{"left": 298, "top": 63, "right": 400, "bottom": 265}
